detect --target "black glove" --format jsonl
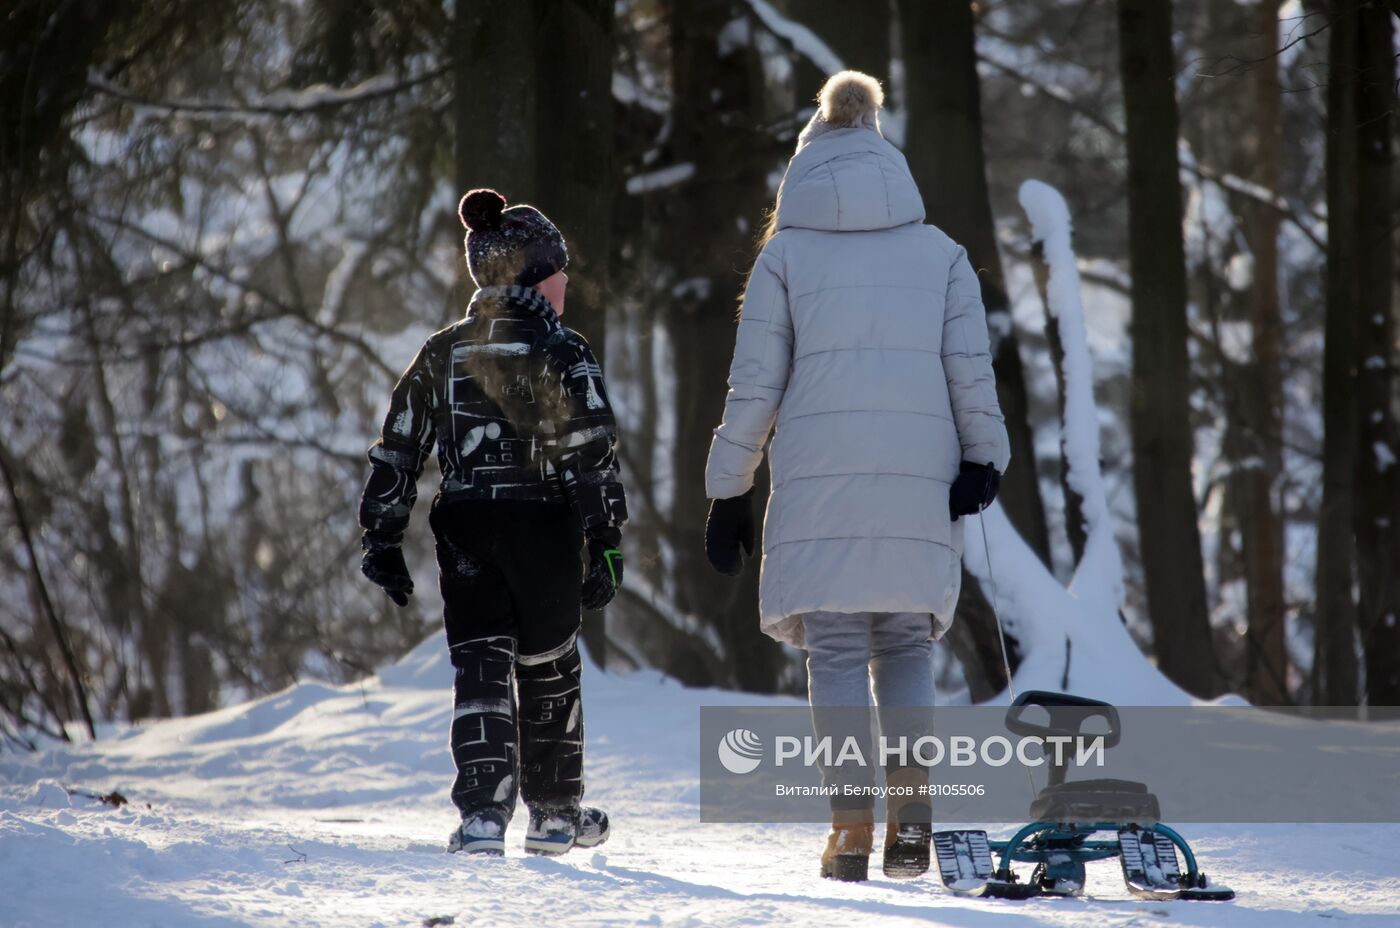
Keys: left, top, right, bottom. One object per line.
{"left": 705, "top": 488, "right": 755, "bottom": 576}
{"left": 582, "top": 527, "right": 623, "bottom": 611}
{"left": 361, "top": 532, "right": 413, "bottom": 607}
{"left": 949, "top": 461, "right": 1001, "bottom": 521}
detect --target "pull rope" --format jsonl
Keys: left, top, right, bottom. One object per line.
{"left": 977, "top": 507, "right": 1038, "bottom": 801}
{"left": 977, "top": 508, "right": 1017, "bottom": 704}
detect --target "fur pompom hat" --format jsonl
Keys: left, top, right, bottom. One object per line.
{"left": 797, "top": 70, "right": 884, "bottom": 150}
{"left": 459, "top": 188, "right": 569, "bottom": 289}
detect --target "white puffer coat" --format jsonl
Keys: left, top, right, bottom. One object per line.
{"left": 704, "top": 126, "right": 1011, "bottom": 648}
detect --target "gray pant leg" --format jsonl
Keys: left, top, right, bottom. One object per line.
{"left": 869, "top": 612, "right": 934, "bottom": 709}
{"left": 870, "top": 612, "right": 935, "bottom": 824}
{"left": 802, "top": 611, "right": 876, "bottom": 814}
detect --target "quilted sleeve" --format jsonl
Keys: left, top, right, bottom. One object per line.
{"left": 705, "top": 244, "right": 794, "bottom": 499}
{"left": 942, "top": 246, "right": 1011, "bottom": 473}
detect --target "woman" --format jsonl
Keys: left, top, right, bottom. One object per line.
{"left": 703, "top": 71, "right": 1010, "bottom": 882}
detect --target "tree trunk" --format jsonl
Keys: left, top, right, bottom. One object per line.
{"left": 534, "top": 0, "right": 616, "bottom": 666}
{"left": 1352, "top": 0, "right": 1400, "bottom": 707}
{"left": 897, "top": 0, "right": 1038, "bottom": 694}
{"left": 898, "top": 0, "right": 1051, "bottom": 569}
{"left": 1237, "top": 6, "right": 1289, "bottom": 706}
{"left": 944, "top": 582, "right": 1009, "bottom": 702}
{"left": 452, "top": 2, "right": 539, "bottom": 202}
{"left": 665, "top": 0, "right": 785, "bottom": 692}
{"left": 1116, "top": 0, "right": 1218, "bottom": 698}
{"left": 534, "top": 0, "right": 614, "bottom": 345}
{"left": 1314, "top": 0, "right": 1361, "bottom": 705}
{"left": 453, "top": 1, "right": 617, "bottom": 667}
{"left": 1236, "top": 0, "right": 1289, "bottom": 705}
{"left": 451, "top": 1, "right": 540, "bottom": 326}
{"left": 787, "top": 0, "right": 891, "bottom": 102}
{"left": 1180, "top": 0, "right": 1291, "bottom": 702}
{"left": 0, "top": 0, "right": 122, "bottom": 375}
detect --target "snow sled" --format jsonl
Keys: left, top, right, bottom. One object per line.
{"left": 933, "top": 690, "right": 1234, "bottom": 901}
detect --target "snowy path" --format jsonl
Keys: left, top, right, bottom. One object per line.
{"left": 3, "top": 638, "right": 1397, "bottom": 927}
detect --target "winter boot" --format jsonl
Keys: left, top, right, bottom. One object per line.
{"left": 883, "top": 819, "right": 932, "bottom": 878}
{"left": 819, "top": 812, "right": 874, "bottom": 882}
{"left": 524, "top": 805, "right": 610, "bottom": 856}
{"left": 575, "top": 806, "right": 611, "bottom": 849}
{"left": 448, "top": 806, "right": 510, "bottom": 855}
{"left": 882, "top": 768, "right": 932, "bottom": 878}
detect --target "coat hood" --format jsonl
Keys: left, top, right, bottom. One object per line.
{"left": 774, "top": 127, "right": 926, "bottom": 233}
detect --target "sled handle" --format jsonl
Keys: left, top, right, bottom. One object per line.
{"left": 1004, "top": 690, "right": 1122, "bottom": 749}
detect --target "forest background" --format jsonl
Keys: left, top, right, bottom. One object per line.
{"left": 1, "top": 0, "right": 1396, "bottom": 744}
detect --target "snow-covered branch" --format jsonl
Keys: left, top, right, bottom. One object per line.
{"left": 741, "top": 0, "right": 844, "bottom": 76}
{"left": 1019, "top": 179, "right": 1124, "bottom": 617}
{"left": 960, "top": 180, "right": 1195, "bottom": 705}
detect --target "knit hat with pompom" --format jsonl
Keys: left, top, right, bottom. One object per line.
{"left": 797, "top": 70, "right": 884, "bottom": 150}
{"left": 459, "top": 189, "right": 568, "bottom": 289}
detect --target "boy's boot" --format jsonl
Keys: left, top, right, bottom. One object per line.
{"left": 882, "top": 767, "right": 932, "bottom": 878}
{"left": 524, "top": 804, "right": 611, "bottom": 856}
{"left": 517, "top": 637, "right": 588, "bottom": 856}
{"left": 576, "top": 806, "right": 611, "bottom": 848}
{"left": 820, "top": 810, "right": 874, "bottom": 881}
{"left": 449, "top": 805, "right": 510, "bottom": 855}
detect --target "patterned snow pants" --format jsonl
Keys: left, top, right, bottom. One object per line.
{"left": 429, "top": 499, "right": 585, "bottom": 819}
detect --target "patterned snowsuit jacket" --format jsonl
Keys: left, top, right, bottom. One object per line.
{"left": 359, "top": 285, "right": 627, "bottom": 540}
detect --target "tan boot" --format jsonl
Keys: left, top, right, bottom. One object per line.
{"left": 820, "top": 811, "right": 874, "bottom": 882}
{"left": 882, "top": 768, "right": 932, "bottom": 879}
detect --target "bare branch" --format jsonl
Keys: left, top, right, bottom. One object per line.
{"left": 0, "top": 438, "right": 95, "bottom": 740}
{"left": 86, "top": 67, "right": 451, "bottom": 120}
{"left": 975, "top": 53, "right": 1327, "bottom": 251}
{"left": 78, "top": 208, "right": 398, "bottom": 380}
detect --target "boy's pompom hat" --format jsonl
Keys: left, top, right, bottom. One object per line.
{"left": 459, "top": 188, "right": 568, "bottom": 289}
{"left": 797, "top": 70, "right": 884, "bottom": 149}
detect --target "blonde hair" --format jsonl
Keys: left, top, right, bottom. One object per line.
{"left": 738, "top": 71, "right": 884, "bottom": 316}
{"left": 737, "top": 206, "right": 780, "bottom": 318}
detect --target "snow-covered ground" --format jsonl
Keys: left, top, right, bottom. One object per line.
{"left": 2, "top": 636, "right": 1397, "bottom": 928}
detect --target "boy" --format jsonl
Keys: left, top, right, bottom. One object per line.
{"left": 358, "top": 188, "right": 627, "bottom": 856}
